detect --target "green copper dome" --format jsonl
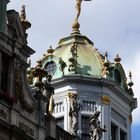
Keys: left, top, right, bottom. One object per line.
{"left": 32, "top": 34, "right": 130, "bottom": 93}
{"left": 41, "top": 34, "right": 104, "bottom": 79}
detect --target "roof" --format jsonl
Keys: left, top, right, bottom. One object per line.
{"left": 41, "top": 34, "right": 104, "bottom": 79}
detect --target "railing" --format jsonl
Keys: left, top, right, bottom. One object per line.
{"left": 56, "top": 125, "right": 76, "bottom": 140}
{"left": 54, "top": 102, "right": 64, "bottom": 115}
{"left": 81, "top": 100, "right": 96, "bottom": 112}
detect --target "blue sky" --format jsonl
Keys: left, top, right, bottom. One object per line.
{"left": 8, "top": 0, "right": 140, "bottom": 139}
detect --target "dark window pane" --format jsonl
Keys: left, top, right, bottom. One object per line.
{"left": 120, "top": 130, "right": 127, "bottom": 140}
{"left": 81, "top": 116, "right": 90, "bottom": 140}
{"left": 81, "top": 134, "right": 90, "bottom": 140}
{"left": 45, "top": 61, "right": 56, "bottom": 75}
{"left": 111, "top": 123, "right": 118, "bottom": 140}
{"left": 1, "top": 53, "right": 9, "bottom": 92}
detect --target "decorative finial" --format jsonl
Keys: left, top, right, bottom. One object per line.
{"left": 72, "top": 0, "right": 91, "bottom": 34}
{"left": 105, "top": 51, "right": 108, "bottom": 58}
{"left": 129, "top": 71, "right": 132, "bottom": 79}
{"left": 19, "top": 5, "right": 31, "bottom": 34}
{"left": 127, "top": 71, "right": 134, "bottom": 96}
{"left": 36, "top": 59, "right": 42, "bottom": 68}
{"left": 103, "top": 52, "right": 109, "bottom": 67}
{"left": 47, "top": 46, "right": 54, "bottom": 54}
{"left": 47, "top": 46, "right": 54, "bottom": 60}
{"left": 128, "top": 71, "right": 134, "bottom": 87}
{"left": 114, "top": 54, "right": 121, "bottom": 63}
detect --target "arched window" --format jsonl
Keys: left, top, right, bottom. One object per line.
{"left": 44, "top": 61, "right": 56, "bottom": 75}
{"left": 114, "top": 69, "right": 121, "bottom": 84}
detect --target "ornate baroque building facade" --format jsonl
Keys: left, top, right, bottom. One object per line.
{"left": 0, "top": 1, "right": 137, "bottom": 140}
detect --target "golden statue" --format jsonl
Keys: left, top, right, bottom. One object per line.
{"left": 75, "top": 0, "right": 82, "bottom": 20}
{"left": 20, "top": 5, "right": 26, "bottom": 21}
{"left": 72, "top": 0, "right": 91, "bottom": 34}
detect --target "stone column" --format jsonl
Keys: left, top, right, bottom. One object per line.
{"left": 0, "top": 0, "right": 9, "bottom": 33}
{"left": 64, "top": 97, "right": 69, "bottom": 131}
{"left": 127, "top": 119, "right": 131, "bottom": 140}
{"left": 101, "top": 95, "right": 111, "bottom": 140}
{"left": 77, "top": 99, "right": 82, "bottom": 139}
{"left": 101, "top": 104, "right": 109, "bottom": 140}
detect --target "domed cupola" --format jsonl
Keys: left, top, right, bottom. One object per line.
{"left": 29, "top": 0, "right": 132, "bottom": 93}
{"left": 39, "top": 0, "right": 104, "bottom": 80}
{"left": 40, "top": 34, "right": 104, "bottom": 80}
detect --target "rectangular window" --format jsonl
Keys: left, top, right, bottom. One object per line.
{"left": 111, "top": 108, "right": 127, "bottom": 128}
{"left": 1, "top": 53, "right": 10, "bottom": 92}
{"left": 81, "top": 116, "right": 90, "bottom": 140}
{"left": 111, "top": 123, "right": 118, "bottom": 140}
{"left": 120, "top": 130, "right": 127, "bottom": 140}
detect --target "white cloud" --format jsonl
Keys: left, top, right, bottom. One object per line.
{"left": 8, "top": 0, "right": 140, "bottom": 66}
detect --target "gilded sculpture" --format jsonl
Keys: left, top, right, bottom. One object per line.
{"left": 72, "top": 0, "right": 91, "bottom": 33}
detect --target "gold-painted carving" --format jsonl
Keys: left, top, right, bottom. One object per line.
{"left": 102, "top": 96, "right": 110, "bottom": 105}
{"left": 68, "top": 91, "right": 77, "bottom": 98}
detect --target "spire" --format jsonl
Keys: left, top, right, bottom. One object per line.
{"left": 0, "top": 0, "right": 9, "bottom": 33}
{"left": 114, "top": 54, "right": 121, "bottom": 63}
{"left": 103, "top": 52, "right": 109, "bottom": 67}
{"left": 127, "top": 71, "right": 134, "bottom": 96}
{"left": 128, "top": 71, "right": 134, "bottom": 87}
{"left": 72, "top": 0, "right": 91, "bottom": 35}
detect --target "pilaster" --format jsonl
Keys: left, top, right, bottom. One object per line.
{"left": 64, "top": 97, "right": 69, "bottom": 131}
{"left": 101, "top": 96, "right": 110, "bottom": 140}
{"left": 118, "top": 127, "right": 120, "bottom": 140}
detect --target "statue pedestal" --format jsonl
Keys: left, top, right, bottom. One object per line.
{"left": 45, "top": 114, "right": 56, "bottom": 139}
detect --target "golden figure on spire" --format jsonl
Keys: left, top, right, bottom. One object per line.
{"left": 75, "top": 0, "right": 82, "bottom": 20}
{"left": 20, "top": 5, "right": 26, "bottom": 21}
{"left": 72, "top": 0, "right": 91, "bottom": 34}
{"left": 19, "top": 5, "right": 31, "bottom": 35}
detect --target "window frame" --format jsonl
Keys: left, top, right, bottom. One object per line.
{"left": 44, "top": 61, "right": 57, "bottom": 76}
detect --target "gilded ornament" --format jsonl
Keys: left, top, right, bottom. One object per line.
{"left": 47, "top": 46, "right": 54, "bottom": 54}
{"left": 72, "top": 0, "right": 91, "bottom": 34}
{"left": 102, "top": 96, "right": 110, "bottom": 105}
